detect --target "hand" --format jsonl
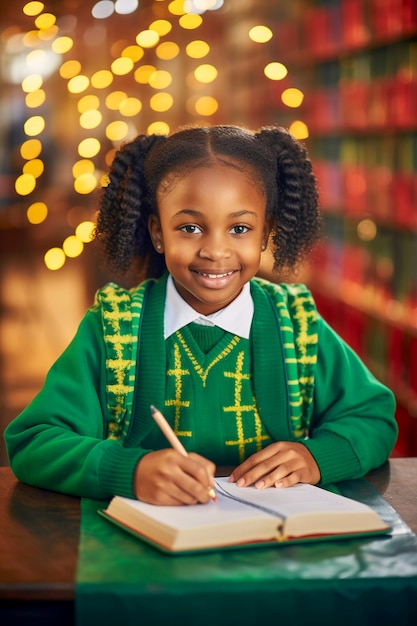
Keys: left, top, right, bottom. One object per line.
{"left": 228, "top": 441, "right": 321, "bottom": 489}
{"left": 134, "top": 449, "right": 216, "bottom": 505}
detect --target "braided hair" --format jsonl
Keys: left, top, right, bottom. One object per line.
{"left": 94, "top": 124, "right": 321, "bottom": 280}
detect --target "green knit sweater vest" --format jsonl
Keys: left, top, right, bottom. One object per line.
{"left": 95, "top": 274, "right": 318, "bottom": 449}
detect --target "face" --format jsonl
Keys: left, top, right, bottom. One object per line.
{"left": 148, "top": 163, "right": 270, "bottom": 315}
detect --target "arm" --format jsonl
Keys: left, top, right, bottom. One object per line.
{"left": 302, "top": 315, "right": 398, "bottom": 484}
{"left": 4, "top": 307, "right": 217, "bottom": 504}
{"left": 229, "top": 315, "right": 397, "bottom": 488}
{"left": 4, "top": 309, "right": 147, "bottom": 499}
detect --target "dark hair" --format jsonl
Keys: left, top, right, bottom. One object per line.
{"left": 94, "top": 124, "right": 321, "bottom": 280}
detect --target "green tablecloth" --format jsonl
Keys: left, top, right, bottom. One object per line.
{"left": 76, "top": 479, "right": 417, "bottom": 626}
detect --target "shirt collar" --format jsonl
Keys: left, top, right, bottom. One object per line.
{"left": 164, "top": 275, "right": 254, "bottom": 339}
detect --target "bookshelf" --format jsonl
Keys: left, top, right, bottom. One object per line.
{"left": 272, "top": 0, "right": 417, "bottom": 455}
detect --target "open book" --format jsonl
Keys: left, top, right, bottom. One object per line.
{"left": 100, "top": 477, "right": 390, "bottom": 554}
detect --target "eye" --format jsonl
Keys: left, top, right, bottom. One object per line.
{"left": 180, "top": 224, "right": 202, "bottom": 234}
{"left": 230, "top": 225, "right": 250, "bottom": 235}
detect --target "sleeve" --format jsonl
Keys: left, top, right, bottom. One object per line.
{"left": 301, "top": 315, "right": 398, "bottom": 485}
{"left": 4, "top": 308, "right": 149, "bottom": 499}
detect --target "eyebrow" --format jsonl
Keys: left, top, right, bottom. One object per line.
{"left": 171, "top": 209, "right": 259, "bottom": 219}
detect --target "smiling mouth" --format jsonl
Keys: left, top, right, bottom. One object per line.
{"left": 194, "top": 270, "right": 236, "bottom": 279}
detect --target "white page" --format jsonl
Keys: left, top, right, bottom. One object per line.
{"left": 214, "top": 477, "right": 373, "bottom": 519}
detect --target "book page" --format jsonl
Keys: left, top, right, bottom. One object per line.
{"left": 215, "top": 477, "right": 374, "bottom": 520}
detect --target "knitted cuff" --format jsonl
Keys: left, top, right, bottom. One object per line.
{"left": 302, "top": 432, "right": 362, "bottom": 485}
{"left": 98, "top": 444, "right": 148, "bottom": 498}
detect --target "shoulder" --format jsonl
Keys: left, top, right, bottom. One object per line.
{"left": 94, "top": 279, "right": 154, "bottom": 305}
{"left": 250, "top": 277, "right": 317, "bottom": 314}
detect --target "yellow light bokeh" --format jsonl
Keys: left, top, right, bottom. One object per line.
{"left": 289, "top": 120, "right": 309, "bottom": 139}
{"left": 25, "top": 88, "right": 46, "bottom": 108}
{"left": 150, "top": 92, "right": 174, "bottom": 112}
{"left": 15, "top": 173, "right": 36, "bottom": 195}
{"left": 134, "top": 64, "right": 156, "bottom": 84}
{"left": 67, "top": 75, "right": 90, "bottom": 93}
{"left": 24, "top": 115, "right": 45, "bottom": 136}
{"left": 27, "top": 201, "right": 48, "bottom": 224}
{"left": 76, "top": 221, "right": 96, "bottom": 243}
{"left": 122, "top": 45, "right": 144, "bottom": 62}
{"left": 20, "top": 138, "right": 42, "bottom": 160}
{"left": 149, "top": 19, "right": 172, "bottom": 36}
{"left": 194, "top": 95, "right": 218, "bottom": 116}
{"left": 51, "top": 36, "right": 74, "bottom": 54}
{"left": 111, "top": 57, "right": 134, "bottom": 75}
{"left": 91, "top": 70, "right": 113, "bottom": 89}
{"left": 179, "top": 13, "right": 203, "bottom": 29}
{"left": 149, "top": 69, "right": 172, "bottom": 89}
{"left": 59, "top": 60, "right": 82, "bottom": 79}
{"left": 23, "top": 158, "right": 44, "bottom": 178}
{"left": 147, "top": 121, "right": 170, "bottom": 135}
{"left": 106, "top": 90, "right": 128, "bottom": 110}
{"left": 44, "top": 247, "right": 66, "bottom": 270}
{"left": 80, "top": 109, "right": 103, "bottom": 129}
{"left": 168, "top": 0, "right": 185, "bottom": 15}
{"left": 119, "top": 97, "right": 142, "bottom": 116}
{"left": 186, "top": 40, "right": 210, "bottom": 58}
{"left": 249, "top": 25, "right": 273, "bottom": 43}
{"left": 23, "top": 2, "right": 45, "bottom": 16}
{"left": 34, "top": 13, "right": 56, "bottom": 30}
{"left": 136, "top": 30, "right": 160, "bottom": 48}
{"left": 77, "top": 94, "right": 100, "bottom": 113}
{"left": 22, "top": 74, "right": 43, "bottom": 93}
{"left": 78, "top": 137, "right": 101, "bottom": 158}
{"left": 74, "top": 173, "right": 98, "bottom": 194}
{"left": 194, "top": 64, "right": 217, "bottom": 83}
{"left": 105, "top": 120, "right": 129, "bottom": 141}
{"left": 281, "top": 87, "right": 304, "bottom": 108}
{"left": 63, "top": 235, "right": 84, "bottom": 258}
{"left": 72, "top": 159, "right": 95, "bottom": 178}
{"left": 156, "top": 41, "right": 180, "bottom": 60}
{"left": 264, "top": 62, "right": 288, "bottom": 80}
{"left": 357, "top": 218, "right": 377, "bottom": 242}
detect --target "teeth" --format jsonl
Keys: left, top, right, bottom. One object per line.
{"left": 199, "top": 271, "right": 234, "bottom": 279}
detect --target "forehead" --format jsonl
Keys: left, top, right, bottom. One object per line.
{"left": 157, "top": 160, "right": 266, "bottom": 199}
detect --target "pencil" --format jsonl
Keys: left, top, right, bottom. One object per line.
{"left": 150, "top": 405, "right": 217, "bottom": 502}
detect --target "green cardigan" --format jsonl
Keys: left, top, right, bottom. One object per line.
{"left": 4, "top": 276, "right": 397, "bottom": 499}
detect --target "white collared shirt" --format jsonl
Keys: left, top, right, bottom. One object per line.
{"left": 164, "top": 275, "right": 254, "bottom": 339}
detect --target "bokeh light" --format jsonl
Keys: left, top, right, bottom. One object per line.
{"left": 264, "top": 62, "right": 288, "bottom": 80}
{"left": 249, "top": 25, "right": 273, "bottom": 43}
{"left": 281, "top": 88, "right": 304, "bottom": 108}
{"left": 27, "top": 201, "right": 48, "bottom": 224}
{"left": 44, "top": 247, "right": 66, "bottom": 270}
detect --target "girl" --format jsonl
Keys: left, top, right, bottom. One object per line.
{"left": 4, "top": 125, "right": 397, "bottom": 505}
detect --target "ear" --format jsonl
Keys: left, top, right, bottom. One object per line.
{"left": 148, "top": 214, "right": 164, "bottom": 253}
{"left": 261, "top": 218, "right": 272, "bottom": 251}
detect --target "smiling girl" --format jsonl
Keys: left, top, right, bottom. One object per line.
{"left": 4, "top": 125, "right": 397, "bottom": 504}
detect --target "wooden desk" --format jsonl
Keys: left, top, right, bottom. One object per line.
{"left": 1, "top": 459, "right": 417, "bottom": 625}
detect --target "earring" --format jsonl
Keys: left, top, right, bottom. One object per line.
{"left": 156, "top": 243, "right": 162, "bottom": 250}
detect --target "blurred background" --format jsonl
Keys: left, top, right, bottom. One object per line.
{"left": 1, "top": 0, "right": 416, "bottom": 466}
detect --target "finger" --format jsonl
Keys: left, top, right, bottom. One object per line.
{"left": 229, "top": 444, "right": 282, "bottom": 485}
{"left": 188, "top": 452, "right": 216, "bottom": 491}
{"left": 254, "top": 463, "right": 305, "bottom": 489}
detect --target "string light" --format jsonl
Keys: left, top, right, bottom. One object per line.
{"left": 12, "top": 0, "right": 295, "bottom": 272}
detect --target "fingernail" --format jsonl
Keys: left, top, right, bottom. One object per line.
{"left": 227, "top": 474, "right": 234, "bottom": 482}
{"left": 274, "top": 481, "right": 283, "bottom": 488}
{"left": 236, "top": 478, "right": 245, "bottom": 487}
{"left": 255, "top": 480, "right": 265, "bottom": 489}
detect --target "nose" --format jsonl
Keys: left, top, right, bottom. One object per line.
{"left": 198, "top": 233, "right": 232, "bottom": 260}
